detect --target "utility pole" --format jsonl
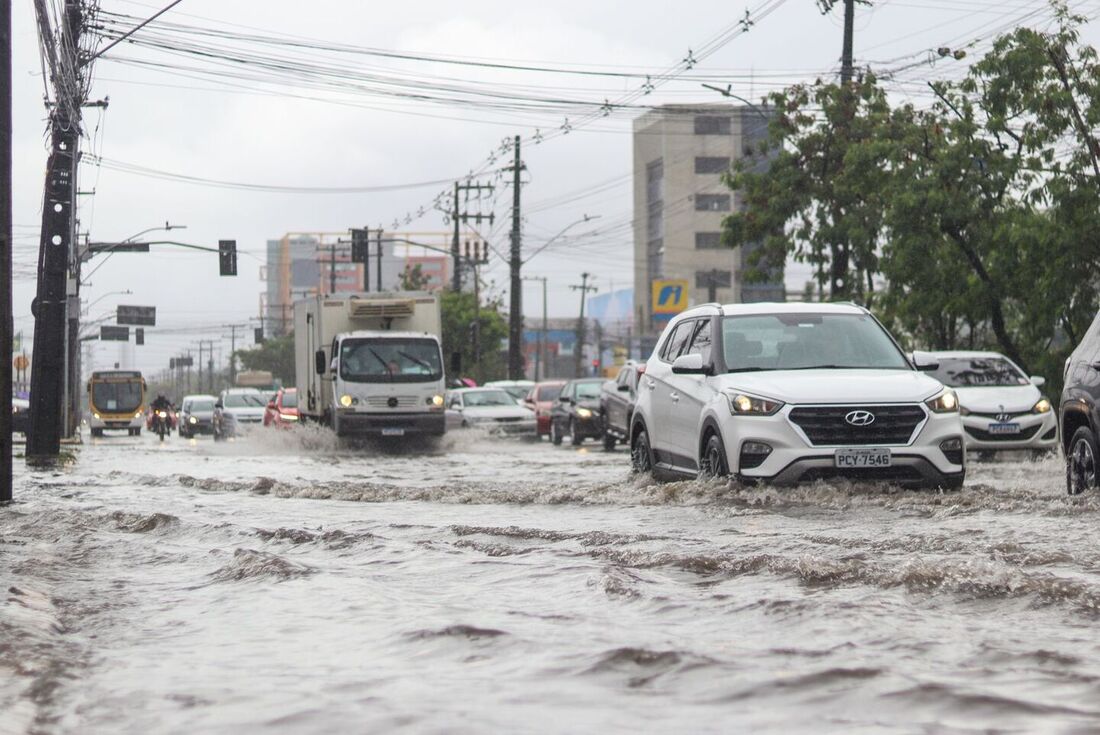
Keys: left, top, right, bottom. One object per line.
{"left": 1, "top": 0, "right": 12, "bottom": 501}
{"left": 28, "top": 0, "right": 84, "bottom": 462}
{"left": 329, "top": 242, "right": 337, "bottom": 295}
{"left": 841, "top": 0, "right": 855, "bottom": 85}
{"left": 376, "top": 228, "right": 383, "bottom": 292}
{"left": 523, "top": 275, "right": 547, "bottom": 380}
{"left": 228, "top": 325, "right": 237, "bottom": 385}
{"left": 449, "top": 181, "right": 495, "bottom": 292}
{"left": 570, "top": 273, "right": 597, "bottom": 378}
{"left": 507, "top": 135, "right": 525, "bottom": 380}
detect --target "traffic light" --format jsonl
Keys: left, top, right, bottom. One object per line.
{"left": 351, "top": 228, "right": 369, "bottom": 263}
{"left": 219, "top": 239, "right": 238, "bottom": 276}
{"left": 254, "top": 327, "right": 264, "bottom": 344}
{"left": 135, "top": 328, "right": 144, "bottom": 346}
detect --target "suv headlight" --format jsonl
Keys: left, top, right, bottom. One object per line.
{"left": 576, "top": 407, "right": 593, "bottom": 418}
{"left": 726, "top": 392, "right": 784, "bottom": 416}
{"left": 1032, "top": 398, "right": 1051, "bottom": 414}
{"left": 925, "top": 388, "right": 959, "bottom": 413}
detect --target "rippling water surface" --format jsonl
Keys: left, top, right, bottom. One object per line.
{"left": 3, "top": 428, "right": 1100, "bottom": 733}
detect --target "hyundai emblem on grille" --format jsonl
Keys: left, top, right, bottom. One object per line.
{"left": 844, "top": 410, "right": 876, "bottom": 427}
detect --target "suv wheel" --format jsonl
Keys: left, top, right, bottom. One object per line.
{"left": 699, "top": 434, "right": 728, "bottom": 479}
{"left": 550, "top": 420, "right": 563, "bottom": 446}
{"left": 1067, "top": 425, "right": 1098, "bottom": 495}
{"left": 631, "top": 428, "right": 653, "bottom": 475}
{"left": 602, "top": 431, "right": 617, "bottom": 452}
{"left": 570, "top": 419, "right": 583, "bottom": 446}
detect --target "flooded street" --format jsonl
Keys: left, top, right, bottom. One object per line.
{"left": 3, "top": 430, "right": 1100, "bottom": 733}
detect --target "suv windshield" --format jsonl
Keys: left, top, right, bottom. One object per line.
{"left": 538, "top": 385, "right": 563, "bottom": 402}
{"left": 189, "top": 399, "right": 215, "bottom": 412}
{"left": 722, "top": 313, "right": 910, "bottom": 372}
{"left": 463, "top": 390, "right": 516, "bottom": 407}
{"left": 573, "top": 381, "right": 603, "bottom": 400}
{"left": 340, "top": 338, "right": 443, "bottom": 383}
{"left": 930, "top": 357, "right": 1028, "bottom": 387}
{"left": 224, "top": 393, "right": 266, "bottom": 408}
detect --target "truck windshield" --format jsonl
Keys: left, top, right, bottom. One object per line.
{"left": 91, "top": 381, "right": 143, "bottom": 413}
{"left": 340, "top": 338, "right": 443, "bottom": 383}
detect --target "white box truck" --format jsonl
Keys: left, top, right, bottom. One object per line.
{"left": 294, "top": 292, "right": 447, "bottom": 439}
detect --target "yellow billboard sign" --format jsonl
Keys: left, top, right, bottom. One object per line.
{"left": 651, "top": 279, "right": 689, "bottom": 315}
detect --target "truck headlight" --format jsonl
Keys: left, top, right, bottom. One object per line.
{"left": 1032, "top": 398, "right": 1051, "bottom": 414}
{"left": 429, "top": 394, "right": 444, "bottom": 407}
{"left": 576, "top": 407, "right": 593, "bottom": 418}
{"left": 727, "top": 392, "right": 784, "bottom": 416}
{"left": 925, "top": 388, "right": 959, "bottom": 413}
{"left": 339, "top": 394, "right": 354, "bottom": 407}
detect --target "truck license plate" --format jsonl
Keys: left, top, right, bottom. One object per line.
{"left": 382, "top": 428, "right": 405, "bottom": 437}
{"left": 835, "top": 448, "right": 891, "bottom": 468}
{"left": 988, "top": 422, "right": 1020, "bottom": 435}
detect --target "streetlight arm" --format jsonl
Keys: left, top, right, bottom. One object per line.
{"left": 522, "top": 214, "right": 602, "bottom": 265}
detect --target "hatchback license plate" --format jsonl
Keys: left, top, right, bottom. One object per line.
{"left": 988, "top": 422, "right": 1020, "bottom": 435}
{"left": 835, "top": 448, "right": 891, "bottom": 468}
{"left": 381, "top": 428, "right": 405, "bottom": 437}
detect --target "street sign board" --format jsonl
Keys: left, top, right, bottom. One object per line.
{"left": 135, "top": 328, "right": 145, "bottom": 346}
{"left": 117, "top": 305, "right": 156, "bottom": 326}
{"left": 101, "top": 326, "right": 130, "bottom": 341}
{"left": 177, "top": 356, "right": 194, "bottom": 367}
{"left": 651, "top": 278, "right": 689, "bottom": 324}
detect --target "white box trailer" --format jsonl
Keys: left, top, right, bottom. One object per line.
{"left": 294, "top": 292, "right": 447, "bottom": 439}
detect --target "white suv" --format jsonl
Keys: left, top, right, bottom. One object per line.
{"left": 630, "top": 302, "right": 966, "bottom": 489}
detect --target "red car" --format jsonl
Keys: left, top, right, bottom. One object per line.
{"left": 263, "top": 388, "right": 300, "bottom": 428}
{"left": 524, "top": 380, "right": 567, "bottom": 438}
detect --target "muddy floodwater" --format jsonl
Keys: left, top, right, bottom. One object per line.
{"left": 3, "top": 427, "right": 1100, "bottom": 733}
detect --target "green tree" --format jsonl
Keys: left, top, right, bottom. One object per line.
{"left": 400, "top": 264, "right": 432, "bottom": 291}
{"left": 440, "top": 290, "right": 508, "bottom": 384}
{"left": 235, "top": 334, "right": 295, "bottom": 386}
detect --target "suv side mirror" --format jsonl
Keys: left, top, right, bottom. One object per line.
{"left": 910, "top": 351, "right": 940, "bottom": 371}
{"left": 559, "top": 395, "right": 572, "bottom": 403}
{"left": 617, "top": 384, "right": 631, "bottom": 392}
{"left": 1030, "top": 375, "right": 1046, "bottom": 387}
{"left": 671, "top": 353, "right": 710, "bottom": 375}
{"left": 315, "top": 350, "right": 327, "bottom": 375}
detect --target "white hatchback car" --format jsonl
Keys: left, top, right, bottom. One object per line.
{"left": 630, "top": 302, "right": 966, "bottom": 489}
{"left": 923, "top": 350, "right": 1056, "bottom": 455}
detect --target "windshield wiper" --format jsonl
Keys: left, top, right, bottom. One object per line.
{"left": 367, "top": 348, "right": 391, "bottom": 375}
{"left": 398, "top": 350, "right": 431, "bottom": 370}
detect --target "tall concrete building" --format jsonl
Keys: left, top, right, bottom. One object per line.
{"left": 632, "top": 103, "right": 783, "bottom": 334}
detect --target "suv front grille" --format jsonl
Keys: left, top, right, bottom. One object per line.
{"left": 788, "top": 405, "right": 926, "bottom": 446}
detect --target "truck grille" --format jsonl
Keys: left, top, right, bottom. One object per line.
{"left": 366, "top": 395, "right": 419, "bottom": 409}
{"left": 788, "top": 405, "right": 925, "bottom": 446}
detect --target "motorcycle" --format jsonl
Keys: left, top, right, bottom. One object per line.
{"left": 153, "top": 409, "right": 171, "bottom": 441}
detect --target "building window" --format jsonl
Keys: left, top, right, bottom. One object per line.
{"left": 695, "top": 156, "right": 731, "bottom": 174}
{"left": 695, "top": 194, "right": 730, "bottom": 212}
{"left": 696, "top": 270, "right": 732, "bottom": 289}
{"left": 694, "top": 116, "right": 731, "bottom": 135}
{"left": 695, "top": 232, "right": 723, "bottom": 249}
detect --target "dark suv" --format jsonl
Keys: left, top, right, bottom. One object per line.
{"left": 1060, "top": 311, "right": 1100, "bottom": 494}
{"left": 549, "top": 378, "right": 605, "bottom": 446}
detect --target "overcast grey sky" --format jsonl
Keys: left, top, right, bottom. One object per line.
{"left": 12, "top": 0, "right": 1100, "bottom": 376}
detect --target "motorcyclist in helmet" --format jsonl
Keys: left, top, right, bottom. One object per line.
{"left": 151, "top": 393, "right": 173, "bottom": 413}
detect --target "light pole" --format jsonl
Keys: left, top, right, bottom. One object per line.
{"left": 523, "top": 275, "right": 548, "bottom": 380}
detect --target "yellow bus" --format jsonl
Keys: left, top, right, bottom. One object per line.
{"left": 87, "top": 370, "right": 147, "bottom": 437}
